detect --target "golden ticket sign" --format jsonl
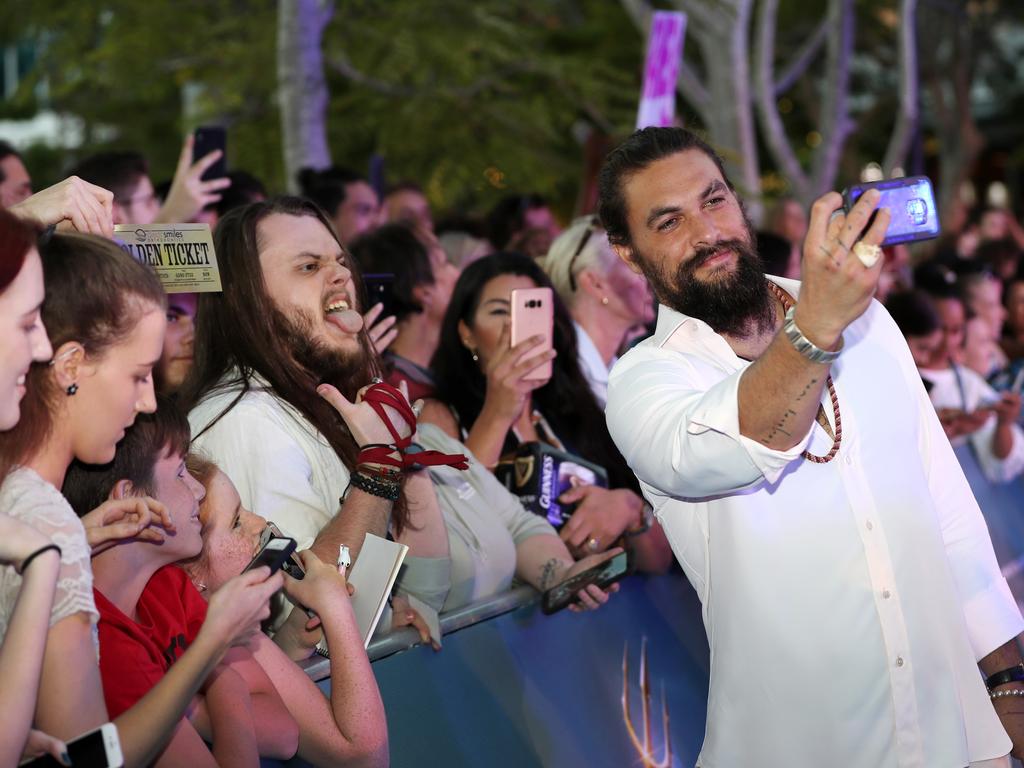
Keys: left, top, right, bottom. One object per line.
{"left": 114, "top": 223, "right": 221, "bottom": 293}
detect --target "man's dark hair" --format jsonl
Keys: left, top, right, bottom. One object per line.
{"left": 0, "top": 140, "right": 22, "bottom": 184}
{"left": 70, "top": 151, "right": 149, "bottom": 202}
{"left": 756, "top": 231, "right": 792, "bottom": 277}
{"left": 178, "top": 196, "right": 409, "bottom": 532}
{"left": 62, "top": 395, "right": 191, "bottom": 516}
{"left": 598, "top": 127, "right": 730, "bottom": 247}
{"left": 913, "top": 260, "right": 960, "bottom": 300}
{"left": 886, "top": 290, "right": 941, "bottom": 339}
{"left": 297, "top": 166, "right": 365, "bottom": 218}
{"left": 215, "top": 170, "right": 266, "bottom": 217}
{"left": 486, "top": 194, "right": 549, "bottom": 250}
{"left": 349, "top": 223, "right": 433, "bottom": 321}
{"left": 431, "top": 252, "right": 640, "bottom": 493}
{"left": 384, "top": 181, "right": 423, "bottom": 196}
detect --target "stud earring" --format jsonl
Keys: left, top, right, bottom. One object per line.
{"left": 66, "top": 383, "right": 79, "bottom": 396}
{"left": 601, "top": 296, "right": 610, "bottom": 306}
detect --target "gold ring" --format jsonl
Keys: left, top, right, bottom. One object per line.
{"left": 853, "top": 241, "right": 882, "bottom": 268}
{"left": 587, "top": 537, "right": 601, "bottom": 553}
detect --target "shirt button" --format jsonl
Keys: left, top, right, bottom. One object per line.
{"left": 845, "top": 454, "right": 853, "bottom": 466}
{"left": 882, "top": 589, "right": 891, "bottom": 599}
{"left": 866, "top": 520, "right": 874, "bottom": 531}
{"left": 896, "top": 656, "right": 905, "bottom": 667}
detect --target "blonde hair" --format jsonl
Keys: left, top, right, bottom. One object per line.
{"left": 543, "top": 215, "right": 618, "bottom": 308}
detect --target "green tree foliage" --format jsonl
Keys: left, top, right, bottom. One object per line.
{"left": 6, "top": 0, "right": 643, "bottom": 216}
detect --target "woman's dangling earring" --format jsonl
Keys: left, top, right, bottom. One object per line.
{"left": 471, "top": 350, "right": 479, "bottom": 362}
{"left": 66, "top": 383, "right": 79, "bottom": 396}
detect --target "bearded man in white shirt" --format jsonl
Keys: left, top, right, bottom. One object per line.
{"left": 600, "top": 126, "right": 1024, "bottom": 768}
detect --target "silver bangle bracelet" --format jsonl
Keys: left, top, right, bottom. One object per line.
{"left": 782, "top": 306, "right": 843, "bottom": 364}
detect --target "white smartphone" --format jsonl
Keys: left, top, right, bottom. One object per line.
{"left": 21, "top": 723, "right": 123, "bottom": 768}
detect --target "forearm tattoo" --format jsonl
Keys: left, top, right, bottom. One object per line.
{"left": 763, "top": 377, "right": 818, "bottom": 443}
{"left": 539, "top": 558, "right": 563, "bottom": 591}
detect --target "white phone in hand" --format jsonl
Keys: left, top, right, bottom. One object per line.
{"left": 21, "top": 723, "right": 123, "bottom": 768}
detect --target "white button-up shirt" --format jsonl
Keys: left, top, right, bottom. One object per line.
{"left": 574, "top": 321, "right": 615, "bottom": 408}
{"left": 606, "top": 276, "right": 1022, "bottom": 768}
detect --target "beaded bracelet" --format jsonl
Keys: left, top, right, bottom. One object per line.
{"left": 989, "top": 688, "right": 1024, "bottom": 700}
{"left": 17, "top": 543, "right": 62, "bottom": 575}
{"left": 348, "top": 471, "right": 401, "bottom": 501}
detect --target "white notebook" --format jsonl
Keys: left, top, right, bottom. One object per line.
{"left": 348, "top": 533, "right": 409, "bottom": 648}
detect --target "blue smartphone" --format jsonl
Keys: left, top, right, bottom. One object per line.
{"left": 842, "top": 175, "right": 940, "bottom": 247}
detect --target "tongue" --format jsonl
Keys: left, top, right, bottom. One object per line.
{"left": 327, "top": 309, "right": 364, "bottom": 334}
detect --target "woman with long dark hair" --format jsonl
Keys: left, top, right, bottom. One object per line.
{"left": 423, "top": 253, "right": 670, "bottom": 569}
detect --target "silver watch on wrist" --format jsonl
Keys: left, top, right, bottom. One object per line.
{"left": 783, "top": 305, "right": 843, "bottom": 364}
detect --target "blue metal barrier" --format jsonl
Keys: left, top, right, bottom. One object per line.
{"left": 267, "top": 570, "right": 710, "bottom": 768}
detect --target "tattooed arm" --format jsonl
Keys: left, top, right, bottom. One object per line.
{"left": 514, "top": 537, "right": 618, "bottom": 612}
{"left": 737, "top": 191, "right": 890, "bottom": 451}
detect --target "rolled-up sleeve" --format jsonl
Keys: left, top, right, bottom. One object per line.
{"left": 606, "top": 347, "right": 809, "bottom": 500}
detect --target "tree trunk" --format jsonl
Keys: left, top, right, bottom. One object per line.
{"left": 810, "top": 0, "right": 855, "bottom": 197}
{"left": 620, "top": 0, "right": 761, "bottom": 220}
{"left": 882, "top": 0, "right": 919, "bottom": 176}
{"left": 921, "top": 4, "right": 983, "bottom": 223}
{"left": 277, "top": 0, "right": 334, "bottom": 192}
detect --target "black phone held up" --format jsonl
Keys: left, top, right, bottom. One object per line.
{"left": 363, "top": 272, "right": 397, "bottom": 320}
{"left": 192, "top": 125, "right": 227, "bottom": 181}
{"left": 541, "top": 550, "right": 632, "bottom": 615}
{"left": 841, "top": 175, "right": 940, "bottom": 247}
{"left": 262, "top": 522, "right": 305, "bottom": 580}
{"left": 243, "top": 536, "right": 297, "bottom": 577}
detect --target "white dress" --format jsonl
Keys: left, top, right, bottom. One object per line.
{"left": 0, "top": 467, "right": 98, "bottom": 649}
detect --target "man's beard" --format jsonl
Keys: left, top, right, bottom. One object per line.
{"left": 635, "top": 230, "right": 776, "bottom": 338}
{"left": 269, "top": 305, "right": 369, "bottom": 393}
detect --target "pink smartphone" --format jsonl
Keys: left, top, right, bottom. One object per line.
{"left": 510, "top": 287, "right": 554, "bottom": 382}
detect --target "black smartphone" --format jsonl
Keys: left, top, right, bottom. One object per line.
{"left": 541, "top": 550, "right": 632, "bottom": 615}
{"left": 243, "top": 535, "right": 297, "bottom": 576}
{"left": 263, "top": 522, "right": 305, "bottom": 580}
{"left": 363, "top": 273, "right": 397, "bottom": 320}
{"left": 841, "top": 175, "right": 940, "bottom": 247}
{"left": 22, "top": 723, "right": 123, "bottom": 767}
{"left": 192, "top": 125, "right": 227, "bottom": 181}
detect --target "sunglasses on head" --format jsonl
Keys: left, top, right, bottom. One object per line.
{"left": 568, "top": 216, "right": 600, "bottom": 293}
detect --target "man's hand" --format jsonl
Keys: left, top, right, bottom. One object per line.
{"left": 156, "top": 135, "right": 231, "bottom": 224}
{"left": 317, "top": 379, "right": 414, "bottom": 446}
{"left": 557, "top": 486, "right": 640, "bottom": 556}
{"left": 792, "top": 189, "right": 891, "bottom": 349}
{"left": 9, "top": 176, "right": 114, "bottom": 237}
{"left": 993, "top": 392, "right": 1022, "bottom": 428}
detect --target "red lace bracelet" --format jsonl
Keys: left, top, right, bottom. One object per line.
{"left": 358, "top": 381, "right": 469, "bottom": 472}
